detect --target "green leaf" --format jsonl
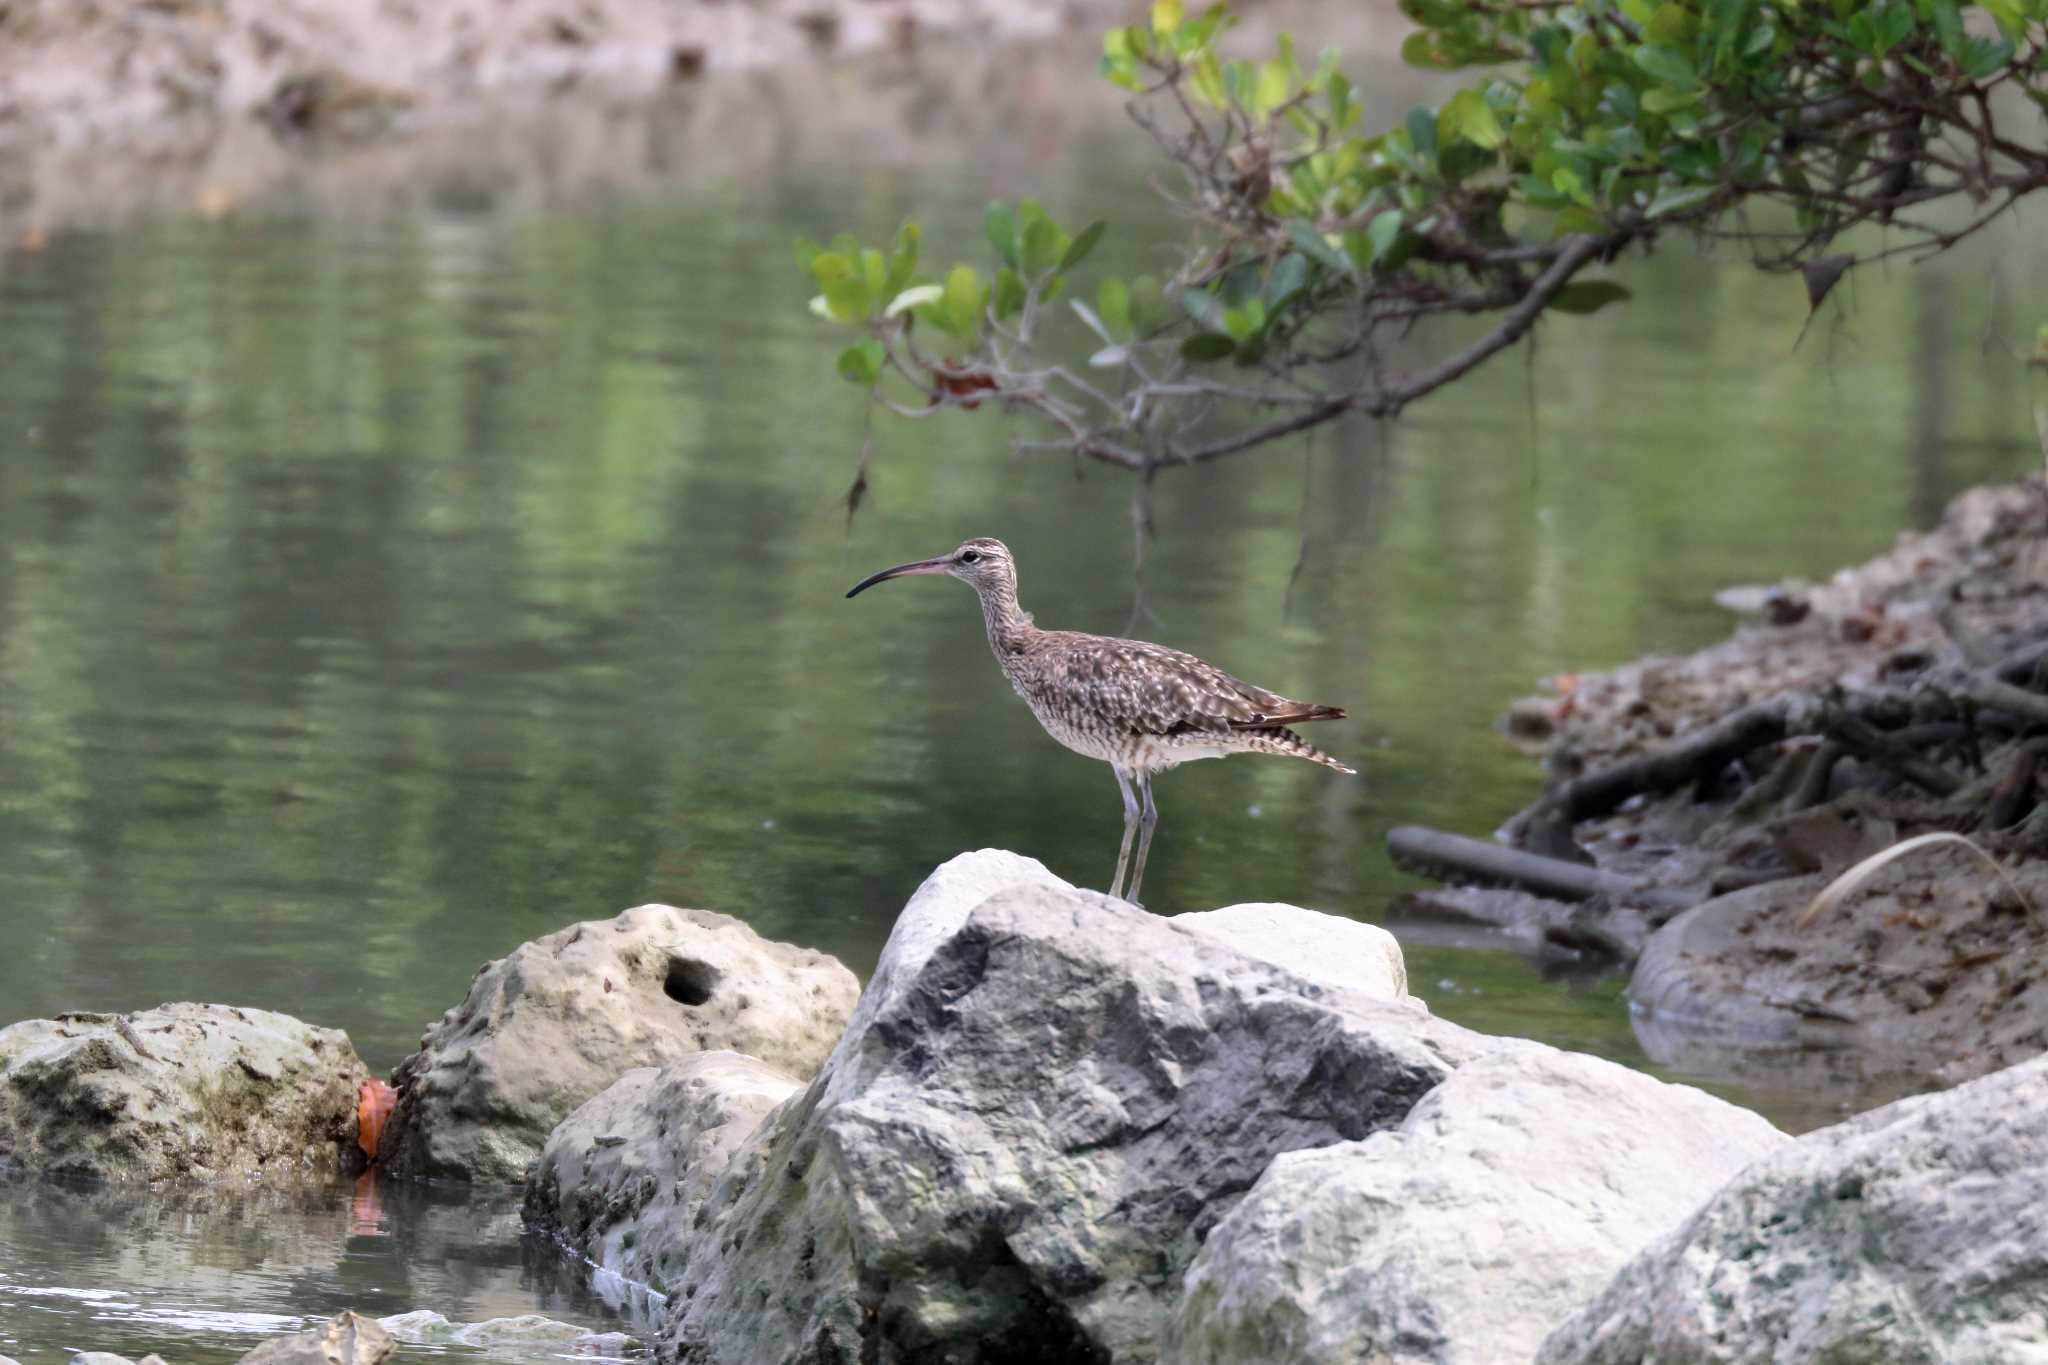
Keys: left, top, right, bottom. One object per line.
{"left": 1957, "top": 33, "right": 2015, "bottom": 77}
{"left": 1876, "top": 0, "right": 1914, "bottom": 49}
{"left": 1645, "top": 184, "right": 1715, "bottom": 218}
{"left": 1547, "top": 281, "right": 1633, "bottom": 314}
{"left": 1928, "top": 0, "right": 1964, "bottom": 52}
{"left": 836, "top": 339, "right": 884, "bottom": 386}
{"left": 1285, "top": 222, "right": 1355, "bottom": 277}
{"left": 1640, "top": 86, "right": 1702, "bottom": 114}
{"left": 1130, "top": 275, "right": 1168, "bottom": 335}
{"left": 941, "top": 264, "right": 986, "bottom": 340}
{"left": 1021, "top": 216, "right": 1065, "bottom": 276}
{"left": 1264, "top": 253, "right": 1311, "bottom": 309}
{"left": 1438, "top": 87, "right": 1506, "bottom": 150}
{"left": 985, "top": 204, "right": 1019, "bottom": 269}
{"left": 993, "top": 267, "right": 1027, "bottom": 321}
{"left": 1648, "top": 2, "right": 1695, "bottom": 45}
{"left": 1405, "top": 106, "right": 1440, "bottom": 162}
{"left": 1213, "top": 260, "right": 1262, "bottom": 309}
{"left": 885, "top": 223, "right": 921, "bottom": 295}
{"left": 885, "top": 284, "right": 944, "bottom": 317}
{"left": 1631, "top": 44, "right": 1699, "bottom": 91}
{"left": 1060, "top": 220, "right": 1107, "bottom": 271}
{"left": 810, "top": 251, "right": 870, "bottom": 322}
{"left": 1366, "top": 209, "right": 1405, "bottom": 266}
{"left": 1181, "top": 287, "right": 1229, "bottom": 333}
{"left": 794, "top": 236, "right": 824, "bottom": 272}
{"left": 1098, "top": 277, "right": 1132, "bottom": 337}
{"left": 1326, "top": 69, "right": 1355, "bottom": 128}
{"left": 1400, "top": 30, "right": 1458, "bottom": 69}
{"left": 1151, "top": 0, "right": 1183, "bottom": 36}
{"left": 1180, "top": 332, "right": 1238, "bottom": 362}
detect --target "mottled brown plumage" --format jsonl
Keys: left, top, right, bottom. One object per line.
{"left": 847, "top": 537, "right": 1354, "bottom": 903}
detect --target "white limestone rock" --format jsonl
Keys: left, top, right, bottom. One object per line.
{"left": 0, "top": 1003, "right": 368, "bottom": 1182}
{"left": 1176, "top": 901, "right": 1410, "bottom": 1002}
{"left": 1164, "top": 1045, "right": 1786, "bottom": 1365}
{"left": 1538, "top": 1052, "right": 2048, "bottom": 1365}
{"left": 523, "top": 1050, "right": 800, "bottom": 1296}
{"left": 380, "top": 903, "right": 858, "bottom": 1182}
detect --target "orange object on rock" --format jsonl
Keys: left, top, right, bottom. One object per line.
{"left": 357, "top": 1078, "right": 397, "bottom": 1160}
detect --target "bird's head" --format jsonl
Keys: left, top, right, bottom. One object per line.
{"left": 846, "top": 537, "right": 1016, "bottom": 599}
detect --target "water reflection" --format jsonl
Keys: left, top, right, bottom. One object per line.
{"left": 0, "top": 1170, "right": 637, "bottom": 1364}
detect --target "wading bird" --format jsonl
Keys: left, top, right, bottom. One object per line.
{"left": 846, "top": 537, "right": 1353, "bottom": 904}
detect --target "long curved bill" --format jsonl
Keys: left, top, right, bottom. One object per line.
{"left": 846, "top": 557, "right": 950, "bottom": 599}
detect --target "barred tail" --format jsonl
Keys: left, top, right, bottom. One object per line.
{"left": 1245, "top": 725, "right": 1356, "bottom": 775}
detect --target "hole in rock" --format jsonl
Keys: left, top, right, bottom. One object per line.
{"left": 664, "top": 957, "right": 721, "bottom": 1007}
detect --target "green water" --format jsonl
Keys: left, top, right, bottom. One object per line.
{"left": 0, "top": 61, "right": 2043, "bottom": 1364}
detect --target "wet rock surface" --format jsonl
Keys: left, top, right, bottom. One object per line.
{"left": 380, "top": 903, "right": 857, "bottom": 1183}
{"left": 646, "top": 851, "right": 1486, "bottom": 1364}
{"left": 377, "top": 1310, "right": 634, "bottom": 1356}
{"left": 524, "top": 1050, "right": 800, "bottom": 1297}
{"left": 237, "top": 1312, "right": 395, "bottom": 1365}
{"left": 1538, "top": 1052, "right": 2048, "bottom": 1364}
{"left": 0, "top": 1003, "right": 368, "bottom": 1182}
{"left": 1163, "top": 1045, "right": 1786, "bottom": 1365}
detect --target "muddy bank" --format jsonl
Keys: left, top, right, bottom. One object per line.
{"left": 0, "top": 0, "right": 1425, "bottom": 245}
{"left": 0, "top": 0, "right": 1102, "bottom": 151}
{"left": 1396, "top": 480, "right": 2048, "bottom": 1117}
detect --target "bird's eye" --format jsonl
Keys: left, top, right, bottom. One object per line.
{"left": 960, "top": 550, "right": 981, "bottom": 564}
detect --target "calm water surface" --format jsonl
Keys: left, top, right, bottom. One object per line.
{"left": 1, "top": 55, "right": 2044, "bottom": 1364}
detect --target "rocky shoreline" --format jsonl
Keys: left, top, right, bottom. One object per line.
{"left": 5, "top": 845, "right": 2046, "bottom": 1363}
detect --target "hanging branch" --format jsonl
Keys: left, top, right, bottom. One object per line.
{"left": 798, "top": 0, "right": 2048, "bottom": 477}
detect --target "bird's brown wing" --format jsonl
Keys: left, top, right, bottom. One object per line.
{"left": 1046, "top": 633, "right": 1333, "bottom": 735}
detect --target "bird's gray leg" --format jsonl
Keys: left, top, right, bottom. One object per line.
{"left": 1127, "top": 773, "right": 1160, "bottom": 906}
{"left": 1109, "top": 766, "right": 1140, "bottom": 901}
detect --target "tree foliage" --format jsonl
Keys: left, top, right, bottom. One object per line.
{"left": 801, "top": 0, "right": 2048, "bottom": 476}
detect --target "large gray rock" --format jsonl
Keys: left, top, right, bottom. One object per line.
{"left": 1164, "top": 1045, "right": 1787, "bottom": 1365}
{"left": 0, "top": 1003, "right": 368, "bottom": 1182}
{"left": 1539, "top": 1052, "right": 2048, "bottom": 1365}
{"left": 656, "top": 850, "right": 1487, "bottom": 1364}
{"left": 237, "top": 1312, "right": 395, "bottom": 1365}
{"left": 380, "top": 903, "right": 858, "bottom": 1182}
{"left": 1175, "top": 902, "right": 1411, "bottom": 1003}
{"left": 524, "top": 1050, "right": 801, "bottom": 1296}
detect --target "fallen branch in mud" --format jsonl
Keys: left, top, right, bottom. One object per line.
{"left": 1957, "top": 670, "right": 2048, "bottom": 730}
{"left": 1502, "top": 699, "right": 1801, "bottom": 853}
{"left": 1388, "top": 826, "right": 1694, "bottom": 912}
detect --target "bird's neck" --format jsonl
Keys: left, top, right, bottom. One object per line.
{"left": 976, "top": 579, "right": 1036, "bottom": 656}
